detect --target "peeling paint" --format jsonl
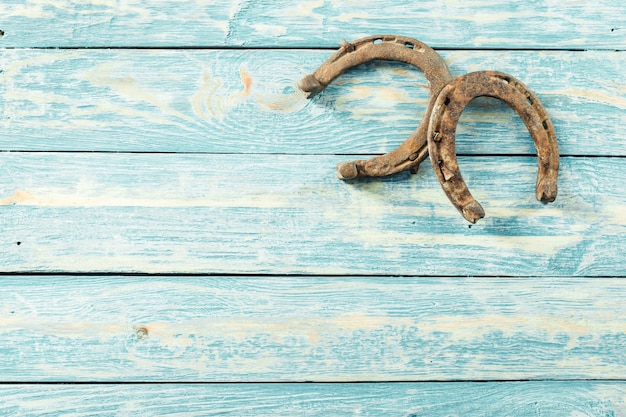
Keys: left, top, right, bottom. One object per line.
{"left": 0, "top": 189, "right": 290, "bottom": 208}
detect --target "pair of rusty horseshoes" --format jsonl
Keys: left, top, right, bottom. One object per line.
{"left": 298, "top": 35, "right": 559, "bottom": 223}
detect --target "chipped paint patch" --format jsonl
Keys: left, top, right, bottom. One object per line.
{"left": 239, "top": 67, "right": 253, "bottom": 96}
{"left": 0, "top": 4, "right": 53, "bottom": 18}
{"left": 330, "top": 12, "right": 370, "bottom": 22}
{"left": 250, "top": 24, "right": 287, "bottom": 37}
{"left": 191, "top": 69, "right": 225, "bottom": 120}
{"left": 349, "top": 229, "right": 584, "bottom": 256}
{"left": 0, "top": 189, "right": 290, "bottom": 208}
{"left": 545, "top": 87, "right": 626, "bottom": 109}
{"left": 83, "top": 61, "right": 197, "bottom": 123}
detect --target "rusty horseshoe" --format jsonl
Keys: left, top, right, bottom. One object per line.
{"left": 427, "top": 71, "right": 560, "bottom": 223}
{"left": 298, "top": 35, "right": 453, "bottom": 179}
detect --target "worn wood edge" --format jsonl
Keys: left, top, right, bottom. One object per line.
{"left": 0, "top": 0, "right": 624, "bottom": 49}
{"left": 0, "top": 275, "right": 625, "bottom": 381}
{"left": 0, "top": 154, "right": 624, "bottom": 276}
{"left": 0, "top": 382, "right": 625, "bottom": 416}
{"left": 1, "top": 49, "right": 625, "bottom": 155}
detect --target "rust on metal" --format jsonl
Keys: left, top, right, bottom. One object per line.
{"left": 298, "top": 35, "right": 453, "bottom": 179}
{"left": 299, "top": 36, "right": 560, "bottom": 223}
{"left": 427, "top": 71, "right": 560, "bottom": 223}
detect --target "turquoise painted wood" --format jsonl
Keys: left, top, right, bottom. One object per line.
{"left": 1, "top": 154, "right": 624, "bottom": 275}
{"left": 0, "top": 276, "right": 624, "bottom": 381}
{"left": 1, "top": 382, "right": 625, "bottom": 416}
{"left": 1, "top": 49, "right": 625, "bottom": 155}
{"left": 0, "top": 1, "right": 625, "bottom": 49}
{"left": 2, "top": 0, "right": 625, "bottom": 413}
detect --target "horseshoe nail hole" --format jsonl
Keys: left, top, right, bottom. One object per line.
{"left": 432, "top": 118, "right": 442, "bottom": 134}
{"left": 439, "top": 164, "right": 455, "bottom": 181}
{"left": 405, "top": 42, "right": 414, "bottom": 49}
{"left": 444, "top": 169, "right": 455, "bottom": 181}
{"left": 373, "top": 38, "right": 383, "bottom": 45}
{"left": 527, "top": 96, "right": 533, "bottom": 105}
{"left": 542, "top": 120, "right": 549, "bottom": 130}
{"left": 500, "top": 76, "right": 510, "bottom": 85}
{"left": 444, "top": 97, "right": 451, "bottom": 106}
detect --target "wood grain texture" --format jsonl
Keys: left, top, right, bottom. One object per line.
{"left": 1, "top": 153, "right": 624, "bottom": 275}
{"left": 1, "top": 49, "right": 625, "bottom": 155}
{"left": 1, "top": 0, "right": 624, "bottom": 413}
{"left": 0, "top": 276, "right": 625, "bottom": 381}
{"left": 1, "top": 0, "right": 625, "bottom": 49}
{"left": 0, "top": 382, "right": 625, "bottom": 416}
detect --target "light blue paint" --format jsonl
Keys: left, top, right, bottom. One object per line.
{"left": 0, "top": 1, "right": 624, "bottom": 49}
{"left": 0, "top": 382, "right": 625, "bottom": 416}
{"left": 1, "top": 0, "right": 625, "bottom": 412}
{"left": 0, "top": 154, "right": 623, "bottom": 275}
{"left": 0, "top": 276, "right": 624, "bottom": 381}
{"left": 0, "top": 49, "right": 625, "bottom": 155}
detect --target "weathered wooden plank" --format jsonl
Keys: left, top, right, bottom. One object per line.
{"left": 1, "top": 1, "right": 625, "bottom": 49}
{"left": 0, "top": 276, "right": 625, "bottom": 381}
{"left": 1, "top": 153, "right": 624, "bottom": 275}
{"left": 0, "top": 382, "right": 625, "bottom": 416}
{"left": 1, "top": 49, "right": 625, "bottom": 155}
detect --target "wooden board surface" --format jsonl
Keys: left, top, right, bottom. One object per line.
{"left": 1, "top": 276, "right": 624, "bottom": 381}
{"left": 1, "top": 154, "right": 624, "bottom": 275}
{"left": 2, "top": 0, "right": 625, "bottom": 413}
{"left": 1, "top": 382, "right": 625, "bottom": 416}
{"left": 1, "top": 49, "right": 625, "bottom": 155}
{"left": 1, "top": 1, "right": 625, "bottom": 49}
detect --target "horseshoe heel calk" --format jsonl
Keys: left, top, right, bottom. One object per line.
{"left": 462, "top": 200, "right": 486, "bottom": 224}
{"left": 337, "top": 160, "right": 359, "bottom": 180}
{"left": 427, "top": 71, "right": 559, "bottom": 222}
{"left": 534, "top": 118, "right": 559, "bottom": 203}
{"left": 432, "top": 150, "right": 486, "bottom": 224}
{"left": 298, "top": 35, "right": 453, "bottom": 179}
{"left": 537, "top": 177, "right": 558, "bottom": 203}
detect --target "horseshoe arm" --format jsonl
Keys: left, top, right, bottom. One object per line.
{"left": 427, "top": 71, "right": 560, "bottom": 223}
{"left": 299, "top": 35, "right": 451, "bottom": 99}
{"left": 298, "top": 35, "right": 452, "bottom": 179}
{"left": 336, "top": 125, "right": 429, "bottom": 179}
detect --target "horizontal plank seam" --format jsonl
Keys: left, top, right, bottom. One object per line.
{"left": 0, "top": 272, "right": 624, "bottom": 279}
{"left": 1, "top": 151, "right": 624, "bottom": 159}
{"left": 1, "top": 379, "right": 625, "bottom": 385}
{"left": 0, "top": 46, "right": 623, "bottom": 52}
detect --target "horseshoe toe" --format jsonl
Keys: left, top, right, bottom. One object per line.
{"left": 298, "top": 35, "right": 453, "bottom": 179}
{"left": 427, "top": 71, "right": 560, "bottom": 222}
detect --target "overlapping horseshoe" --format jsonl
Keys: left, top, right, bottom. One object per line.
{"left": 298, "top": 35, "right": 453, "bottom": 179}
{"left": 299, "top": 36, "right": 560, "bottom": 223}
{"left": 427, "top": 71, "right": 560, "bottom": 223}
